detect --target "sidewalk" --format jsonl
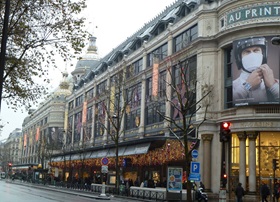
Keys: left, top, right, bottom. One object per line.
{"left": 6, "top": 179, "right": 262, "bottom": 202}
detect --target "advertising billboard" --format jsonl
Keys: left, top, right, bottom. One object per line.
{"left": 232, "top": 36, "right": 280, "bottom": 106}
{"left": 167, "top": 167, "right": 183, "bottom": 192}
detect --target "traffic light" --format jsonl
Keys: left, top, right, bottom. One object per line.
{"left": 8, "top": 163, "right": 12, "bottom": 167}
{"left": 220, "top": 122, "right": 231, "bottom": 142}
{"left": 273, "top": 159, "right": 279, "bottom": 170}
{"left": 222, "top": 173, "right": 227, "bottom": 188}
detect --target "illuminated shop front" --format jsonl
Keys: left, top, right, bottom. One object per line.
{"left": 230, "top": 132, "right": 280, "bottom": 194}
{"left": 50, "top": 139, "right": 192, "bottom": 186}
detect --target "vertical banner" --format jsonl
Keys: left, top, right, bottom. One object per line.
{"left": 24, "top": 134, "right": 27, "bottom": 147}
{"left": 82, "top": 101, "right": 87, "bottom": 124}
{"left": 36, "top": 127, "right": 40, "bottom": 142}
{"left": 152, "top": 57, "right": 159, "bottom": 97}
{"left": 110, "top": 85, "right": 115, "bottom": 113}
{"left": 167, "top": 167, "right": 183, "bottom": 191}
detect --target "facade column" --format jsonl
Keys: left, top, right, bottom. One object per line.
{"left": 164, "top": 60, "right": 172, "bottom": 137}
{"left": 103, "top": 77, "right": 110, "bottom": 142}
{"left": 90, "top": 85, "right": 97, "bottom": 145}
{"left": 164, "top": 29, "right": 173, "bottom": 136}
{"left": 80, "top": 92, "right": 86, "bottom": 146}
{"left": 237, "top": 132, "right": 247, "bottom": 191}
{"left": 201, "top": 134, "right": 213, "bottom": 191}
{"left": 248, "top": 132, "right": 258, "bottom": 194}
{"left": 139, "top": 56, "right": 147, "bottom": 138}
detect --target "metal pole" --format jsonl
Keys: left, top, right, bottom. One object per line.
{"left": 0, "top": 0, "right": 11, "bottom": 112}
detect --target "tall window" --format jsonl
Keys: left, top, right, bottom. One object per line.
{"left": 74, "top": 112, "right": 82, "bottom": 143}
{"left": 174, "top": 24, "right": 198, "bottom": 52}
{"left": 145, "top": 75, "right": 166, "bottom": 125}
{"left": 97, "top": 80, "right": 107, "bottom": 96}
{"left": 75, "top": 95, "right": 83, "bottom": 107}
{"left": 87, "top": 106, "right": 93, "bottom": 122}
{"left": 125, "top": 83, "right": 142, "bottom": 130}
{"left": 95, "top": 101, "right": 105, "bottom": 137}
{"left": 173, "top": 56, "right": 197, "bottom": 118}
{"left": 69, "top": 100, "right": 74, "bottom": 110}
{"left": 126, "top": 59, "right": 143, "bottom": 79}
{"left": 159, "top": 70, "right": 167, "bottom": 98}
{"left": 147, "top": 43, "right": 168, "bottom": 68}
{"left": 224, "top": 46, "right": 233, "bottom": 108}
{"left": 67, "top": 116, "right": 73, "bottom": 144}
{"left": 146, "top": 77, "right": 153, "bottom": 103}
{"left": 86, "top": 88, "right": 94, "bottom": 100}
{"left": 146, "top": 104, "right": 165, "bottom": 125}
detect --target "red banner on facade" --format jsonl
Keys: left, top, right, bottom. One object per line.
{"left": 36, "top": 127, "right": 40, "bottom": 142}
{"left": 82, "top": 101, "right": 87, "bottom": 124}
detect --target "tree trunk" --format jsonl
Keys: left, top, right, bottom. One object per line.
{"left": 115, "top": 141, "right": 119, "bottom": 194}
{"left": 185, "top": 136, "right": 193, "bottom": 202}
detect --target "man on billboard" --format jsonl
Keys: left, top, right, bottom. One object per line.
{"left": 233, "top": 36, "right": 279, "bottom": 105}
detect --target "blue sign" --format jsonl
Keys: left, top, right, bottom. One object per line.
{"left": 192, "top": 149, "right": 198, "bottom": 158}
{"left": 101, "top": 157, "right": 109, "bottom": 165}
{"left": 191, "top": 162, "right": 200, "bottom": 174}
{"left": 188, "top": 173, "right": 201, "bottom": 181}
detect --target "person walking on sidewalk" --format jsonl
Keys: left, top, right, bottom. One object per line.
{"left": 235, "top": 182, "right": 245, "bottom": 202}
{"left": 261, "top": 181, "right": 270, "bottom": 202}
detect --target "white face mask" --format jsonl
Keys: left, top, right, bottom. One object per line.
{"left": 242, "top": 52, "right": 263, "bottom": 72}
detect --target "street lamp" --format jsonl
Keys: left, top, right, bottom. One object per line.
{"left": 271, "top": 36, "right": 280, "bottom": 46}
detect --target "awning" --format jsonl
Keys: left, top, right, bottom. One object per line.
{"left": 123, "top": 142, "right": 151, "bottom": 156}
{"left": 52, "top": 142, "right": 151, "bottom": 162}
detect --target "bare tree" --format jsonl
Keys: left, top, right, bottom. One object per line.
{"left": 155, "top": 57, "right": 212, "bottom": 202}
{"left": 96, "top": 67, "right": 137, "bottom": 193}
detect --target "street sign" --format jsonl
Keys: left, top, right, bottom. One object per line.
{"left": 191, "top": 149, "right": 198, "bottom": 158}
{"left": 188, "top": 173, "right": 201, "bottom": 181}
{"left": 101, "top": 157, "right": 109, "bottom": 165}
{"left": 191, "top": 162, "right": 200, "bottom": 174}
{"left": 101, "top": 165, "right": 108, "bottom": 173}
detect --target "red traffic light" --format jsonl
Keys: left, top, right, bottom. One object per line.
{"left": 8, "top": 163, "right": 12, "bottom": 167}
{"left": 222, "top": 122, "right": 230, "bottom": 130}
{"left": 223, "top": 174, "right": 227, "bottom": 178}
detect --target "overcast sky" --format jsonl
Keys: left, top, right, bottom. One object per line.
{"left": 0, "top": 0, "right": 176, "bottom": 141}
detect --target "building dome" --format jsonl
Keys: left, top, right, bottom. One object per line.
{"left": 54, "top": 69, "right": 72, "bottom": 97}
{"left": 72, "top": 34, "right": 100, "bottom": 83}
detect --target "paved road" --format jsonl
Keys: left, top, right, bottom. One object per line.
{"left": 1, "top": 180, "right": 142, "bottom": 202}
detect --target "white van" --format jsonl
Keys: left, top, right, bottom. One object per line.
{"left": 1, "top": 172, "right": 6, "bottom": 179}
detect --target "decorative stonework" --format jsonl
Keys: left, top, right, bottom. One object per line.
{"left": 201, "top": 134, "right": 213, "bottom": 141}
{"left": 237, "top": 132, "right": 247, "bottom": 141}
{"left": 247, "top": 132, "right": 258, "bottom": 141}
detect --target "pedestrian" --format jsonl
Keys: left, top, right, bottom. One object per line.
{"left": 235, "top": 182, "right": 245, "bottom": 202}
{"left": 261, "top": 181, "right": 270, "bottom": 202}
{"left": 274, "top": 179, "right": 280, "bottom": 202}
{"left": 199, "top": 181, "right": 205, "bottom": 191}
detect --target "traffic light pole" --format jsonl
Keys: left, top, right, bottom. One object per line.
{"left": 273, "top": 169, "right": 276, "bottom": 202}
{"left": 221, "top": 141, "right": 226, "bottom": 188}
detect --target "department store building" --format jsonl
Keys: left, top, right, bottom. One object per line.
{"left": 20, "top": 0, "right": 280, "bottom": 198}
